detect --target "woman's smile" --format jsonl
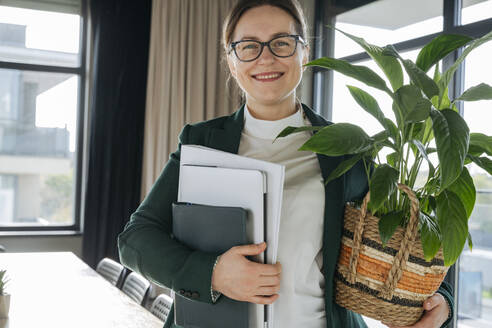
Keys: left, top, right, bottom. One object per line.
{"left": 252, "top": 71, "right": 285, "bottom": 82}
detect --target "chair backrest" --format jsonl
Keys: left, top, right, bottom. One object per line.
{"left": 121, "top": 272, "right": 151, "bottom": 305}
{"left": 96, "top": 258, "right": 125, "bottom": 286}
{"left": 150, "top": 294, "right": 173, "bottom": 322}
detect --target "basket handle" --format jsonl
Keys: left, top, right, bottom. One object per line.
{"left": 348, "top": 183, "right": 420, "bottom": 300}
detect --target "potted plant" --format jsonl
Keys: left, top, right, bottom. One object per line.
{"left": 0, "top": 270, "right": 10, "bottom": 318}
{"left": 277, "top": 28, "right": 492, "bottom": 325}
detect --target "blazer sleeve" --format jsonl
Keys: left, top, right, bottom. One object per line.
{"left": 437, "top": 280, "right": 454, "bottom": 328}
{"left": 117, "top": 124, "right": 220, "bottom": 304}
{"left": 343, "top": 158, "right": 455, "bottom": 327}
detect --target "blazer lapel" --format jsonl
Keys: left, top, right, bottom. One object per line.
{"left": 207, "top": 105, "right": 245, "bottom": 154}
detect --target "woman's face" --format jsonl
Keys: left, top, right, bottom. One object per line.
{"left": 227, "top": 5, "right": 308, "bottom": 108}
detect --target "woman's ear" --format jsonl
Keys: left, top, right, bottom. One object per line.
{"left": 302, "top": 45, "right": 310, "bottom": 71}
{"left": 302, "top": 45, "right": 310, "bottom": 66}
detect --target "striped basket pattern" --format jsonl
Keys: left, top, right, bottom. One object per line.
{"left": 335, "top": 184, "right": 449, "bottom": 326}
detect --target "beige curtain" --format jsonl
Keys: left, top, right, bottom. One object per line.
{"left": 141, "top": 0, "right": 241, "bottom": 199}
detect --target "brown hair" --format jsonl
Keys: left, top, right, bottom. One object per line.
{"left": 222, "top": 0, "right": 309, "bottom": 54}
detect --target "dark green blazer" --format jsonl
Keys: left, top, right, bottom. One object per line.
{"left": 117, "top": 104, "right": 453, "bottom": 328}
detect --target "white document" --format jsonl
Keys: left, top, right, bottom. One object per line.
{"left": 178, "top": 164, "right": 265, "bottom": 328}
{"left": 178, "top": 165, "right": 266, "bottom": 261}
{"left": 180, "top": 144, "right": 285, "bottom": 328}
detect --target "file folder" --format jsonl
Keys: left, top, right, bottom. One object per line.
{"left": 172, "top": 203, "right": 249, "bottom": 328}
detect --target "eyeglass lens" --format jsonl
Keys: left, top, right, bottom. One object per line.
{"left": 235, "top": 36, "right": 297, "bottom": 61}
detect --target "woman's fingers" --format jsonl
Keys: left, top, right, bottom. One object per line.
{"left": 250, "top": 261, "right": 282, "bottom": 276}
{"left": 256, "top": 285, "right": 280, "bottom": 295}
{"left": 234, "top": 242, "right": 267, "bottom": 256}
{"left": 249, "top": 294, "right": 279, "bottom": 305}
{"left": 258, "top": 274, "right": 280, "bottom": 287}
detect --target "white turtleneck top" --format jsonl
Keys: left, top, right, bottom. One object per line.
{"left": 237, "top": 105, "right": 327, "bottom": 328}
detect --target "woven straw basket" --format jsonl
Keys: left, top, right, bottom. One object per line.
{"left": 335, "top": 184, "right": 449, "bottom": 326}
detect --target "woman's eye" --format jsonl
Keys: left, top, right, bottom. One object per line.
{"left": 272, "top": 41, "right": 289, "bottom": 47}
{"left": 241, "top": 43, "right": 259, "bottom": 50}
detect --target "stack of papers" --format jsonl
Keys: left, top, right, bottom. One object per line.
{"left": 178, "top": 144, "right": 285, "bottom": 328}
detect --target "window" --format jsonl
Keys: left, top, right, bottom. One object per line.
{"left": 0, "top": 1, "right": 85, "bottom": 231}
{"left": 458, "top": 42, "right": 492, "bottom": 327}
{"left": 335, "top": 0, "right": 442, "bottom": 59}
{"left": 462, "top": 0, "right": 492, "bottom": 25}
{"left": 324, "top": 1, "right": 492, "bottom": 327}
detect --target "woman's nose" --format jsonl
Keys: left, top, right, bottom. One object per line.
{"left": 257, "top": 45, "right": 276, "bottom": 63}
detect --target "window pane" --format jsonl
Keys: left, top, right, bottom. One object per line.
{"left": 335, "top": 0, "right": 442, "bottom": 58}
{"left": 458, "top": 41, "right": 492, "bottom": 328}
{"left": 462, "top": 0, "right": 492, "bottom": 25}
{"left": 0, "top": 68, "right": 77, "bottom": 227}
{"left": 0, "top": 5, "right": 80, "bottom": 67}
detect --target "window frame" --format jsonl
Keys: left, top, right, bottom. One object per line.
{"left": 0, "top": 0, "right": 87, "bottom": 234}
{"left": 312, "top": 0, "right": 492, "bottom": 327}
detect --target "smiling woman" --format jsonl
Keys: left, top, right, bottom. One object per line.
{"left": 223, "top": 2, "right": 309, "bottom": 120}
{"left": 117, "top": 1, "right": 453, "bottom": 328}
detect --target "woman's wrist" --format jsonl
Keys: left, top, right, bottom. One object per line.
{"left": 211, "top": 255, "right": 222, "bottom": 302}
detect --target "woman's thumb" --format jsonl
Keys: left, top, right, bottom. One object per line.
{"left": 235, "top": 242, "right": 266, "bottom": 256}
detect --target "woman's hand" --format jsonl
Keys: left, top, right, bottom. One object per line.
{"left": 383, "top": 293, "right": 450, "bottom": 328}
{"left": 211, "top": 242, "right": 282, "bottom": 305}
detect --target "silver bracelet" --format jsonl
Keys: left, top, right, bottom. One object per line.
{"left": 210, "top": 255, "right": 222, "bottom": 303}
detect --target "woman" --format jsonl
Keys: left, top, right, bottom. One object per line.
{"left": 118, "top": 1, "right": 453, "bottom": 327}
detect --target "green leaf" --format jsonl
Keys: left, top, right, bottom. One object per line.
{"left": 467, "top": 232, "right": 473, "bottom": 251}
{"left": 372, "top": 130, "right": 389, "bottom": 143}
{"left": 419, "top": 212, "right": 442, "bottom": 261}
{"left": 383, "top": 118, "right": 400, "bottom": 144}
{"left": 305, "top": 57, "right": 390, "bottom": 93}
{"left": 299, "top": 123, "right": 373, "bottom": 156}
{"left": 469, "top": 133, "right": 492, "bottom": 156}
{"left": 379, "top": 210, "right": 404, "bottom": 247}
{"left": 406, "top": 98, "right": 432, "bottom": 123}
{"left": 411, "top": 139, "right": 436, "bottom": 179}
{"left": 395, "top": 85, "right": 432, "bottom": 123}
{"left": 430, "top": 109, "right": 470, "bottom": 189}
{"left": 347, "top": 85, "right": 387, "bottom": 127}
{"left": 433, "top": 62, "right": 441, "bottom": 83}
{"left": 336, "top": 28, "right": 403, "bottom": 91}
{"left": 411, "top": 122, "right": 425, "bottom": 142}
{"left": 392, "top": 101, "right": 404, "bottom": 128}
{"left": 368, "top": 164, "right": 399, "bottom": 212}
{"left": 416, "top": 34, "right": 474, "bottom": 73}
{"left": 456, "top": 83, "right": 492, "bottom": 102}
{"left": 386, "top": 152, "right": 399, "bottom": 168}
{"left": 467, "top": 155, "right": 492, "bottom": 175}
{"left": 275, "top": 125, "right": 323, "bottom": 141}
{"left": 324, "top": 153, "right": 364, "bottom": 185}
{"left": 447, "top": 166, "right": 476, "bottom": 219}
{"left": 401, "top": 59, "right": 440, "bottom": 99}
{"left": 440, "top": 30, "right": 492, "bottom": 103}
{"left": 436, "top": 190, "right": 468, "bottom": 266}
{"left": 384, "top": 46, "right": 440, "bottom": 99}
{"left": 422, "top": 116, "right": 434, "bottom": 144}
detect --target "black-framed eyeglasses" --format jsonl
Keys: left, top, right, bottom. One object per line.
{"left": 228, "top": 34, "right": 306, "bottom": 62}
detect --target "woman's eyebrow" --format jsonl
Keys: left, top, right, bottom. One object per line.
{"left": 239, "top": 32, "right": 291, "bottom": 40}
